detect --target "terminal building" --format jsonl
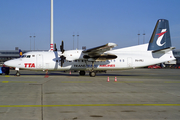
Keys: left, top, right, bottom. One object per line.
{"left": 0, "top": 50, "right": 29, "bottom": 63}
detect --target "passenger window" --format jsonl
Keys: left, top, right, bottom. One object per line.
{"left": 32, "top": 55, "right": 35, "bottom": 57}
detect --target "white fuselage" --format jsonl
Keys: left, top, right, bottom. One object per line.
{"left": 5, "top": 44, "right": 175, "bottom": 71}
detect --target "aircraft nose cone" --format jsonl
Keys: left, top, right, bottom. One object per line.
{"left": 4, "top": 61, "right": 10, "bottom": 66}
{"left": 4, "top": 60, "right": 14, "bottom": 67}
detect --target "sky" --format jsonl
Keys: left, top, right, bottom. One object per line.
{"left": 0, "top": 0, "right": 180, "bottom": 50}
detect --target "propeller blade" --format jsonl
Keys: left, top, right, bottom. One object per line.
{"left": 59, "top": 40, "right": 66, "bottom": 67}
{"left": 60, "top": 41, "right": 65, "bottom": 53}
{"left": 60, "top": 55, "right": 66, "bottom": 67}
{"left": 54, "top": 43, "right": 57, "bottom": 51}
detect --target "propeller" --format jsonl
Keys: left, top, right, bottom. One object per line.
{"left": 60, "top": 41, "right": 66, "bottom": 67}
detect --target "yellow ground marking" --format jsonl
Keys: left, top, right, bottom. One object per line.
{"left": 61, "top": 81, "right": 92, "bottom": 83}
{"left": 0, "top": 81, "right": 37, "bottom": 83}
{"left": 114, "top": 81, "right": 143, "bottom": 83}
{"left": 1, "top": 80, "right": 180, "bottom": 84}
{"left": 0, "top": 104, "right": 180, "bottom": 107}
{"left": 2, "top": 81, "right": 9, "bottom": 83}
{"left": 114, "top": 81, "right": 180, "bottom": 84}
{"left": 164, "top": 81, "right": 180, "bottom": 83}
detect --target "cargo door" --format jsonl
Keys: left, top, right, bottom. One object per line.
{"left": 36, "top": 54, "right": 43, "bottom": 68}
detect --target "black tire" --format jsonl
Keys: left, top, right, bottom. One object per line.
{"left": 89, "top": 71, "right": 96, "bottom": 77}
{"left": 16, "top": 71, "right": 20, "bottom": 76}
{"left": 79, "top": 71, "right": 85, "bottom": 76}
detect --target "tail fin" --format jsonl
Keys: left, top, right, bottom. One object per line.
{"left": 19, "top": 49, "right": 23, "bottom": 58}
{"left": 148, "top": 19, "right": 172, "bottom": 51}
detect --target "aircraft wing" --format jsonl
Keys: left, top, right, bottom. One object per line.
{"left": 82, "top": 43, "right": 117, "bottom": 60}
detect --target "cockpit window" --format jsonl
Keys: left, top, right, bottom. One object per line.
{"left": 22, "top": 55, "right": 26, "bottom": 58}
{"left": 27, "top": 55, "right": 31, "bottom": 58}
{"left": 22, "top": 55, "right": 31, "bottom": 58}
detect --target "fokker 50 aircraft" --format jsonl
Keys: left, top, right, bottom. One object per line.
{"left": 5, "top": 19, "right": 175, "bottom": 77}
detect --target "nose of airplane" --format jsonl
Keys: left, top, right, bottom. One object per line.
{"left": 4, "top": 60, "right": 15, "bottom": 67}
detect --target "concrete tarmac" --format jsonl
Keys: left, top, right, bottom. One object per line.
{"left": 0, "top": 69, "right": 180, "bottom": 120}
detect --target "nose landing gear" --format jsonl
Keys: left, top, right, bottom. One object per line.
{"left": 15, "top": 67, "right": 20, "bottom": 76}
{"left": 16, "top": 71, "right": 20, "bottom": 76}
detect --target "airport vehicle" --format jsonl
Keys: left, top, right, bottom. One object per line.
{"left": 148, "top": 65, "right": 161, "bottom": 69}
{"left": 4, "top": 19, "right": 175, "bottom": 77}
{"left": 0, "top": 67, "right": 9, "bottom": 75}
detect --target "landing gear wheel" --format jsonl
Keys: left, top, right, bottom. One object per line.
{"left": 89, "top": 71, "right": 96, "bottom": 77}
{"left": 16, "top": 71, "right": 20, "bottom": 76}
{"left": 79, "top": 71, "right": 86, "bottom": 76}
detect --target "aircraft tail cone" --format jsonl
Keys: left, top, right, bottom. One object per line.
{"left": 114, "top": 76, "right": 117, "bottom": 82}
{"left": 107, "top": 76, "right": 110, "bottom": 82}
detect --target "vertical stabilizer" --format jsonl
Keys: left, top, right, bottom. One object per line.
{"left": 19, "top": 49, "right": 23, "bottom": 58}
{"left": 148, "top": 19, "right": 172, "bottom": 51}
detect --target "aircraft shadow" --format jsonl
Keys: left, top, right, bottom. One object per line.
{"left": 9, "top": 72, "right": 139, "bottom": 77}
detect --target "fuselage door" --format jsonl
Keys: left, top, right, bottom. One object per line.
{"left": 127, "top": 57, "right": 133, "bottom": 67}
{"left": 36, "top": 54, "right": 43, "bottom": 68}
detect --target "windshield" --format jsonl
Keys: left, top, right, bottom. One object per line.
{"left": 22, "top": 55, "right": 31, "bottom": 58}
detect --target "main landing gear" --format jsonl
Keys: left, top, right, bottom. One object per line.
{"left": 79, "top": 70, "right": 96, "bottom": 77}
{"left": 89, "top": 61, "right": 96, "bottom": 77}
{"left": 79, "top": 61, "right": 97, "bottom": 77}
{"left": 79, "top": 70, "right": 86, "bottom": 76}
{"left": 89, "top": 71, "right": 96, "bottom": 77}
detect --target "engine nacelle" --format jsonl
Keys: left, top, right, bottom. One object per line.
{"left": 62, "top": 50, "right": 84, "bottom": 61}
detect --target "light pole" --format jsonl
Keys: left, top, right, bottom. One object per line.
{"left": 50, "top": 0, "right": 54, "bottom": 51}
{"left": 73, "top": 33, "right": 75, "bottom": 49}
{"left": 143, "top": 32, "right": 145, "bottom": 44}
{"left": 77, "top": 34, "right": 79, "bottom": 50}
{"left": 33, "top": 34, "right": 36, "bottom": 50}
{"left": 138, "top": 32, "right": 140, "bottom": 45}
{"left": 30, "top": 36, "right": 32, "bottom": 50}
